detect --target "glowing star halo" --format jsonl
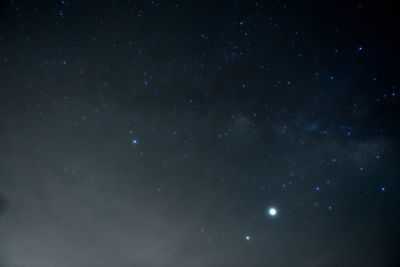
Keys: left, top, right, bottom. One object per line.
{"left": 268, "top": 208, "right": 277, "bottom": 216}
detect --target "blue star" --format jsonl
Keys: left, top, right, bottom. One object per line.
{"left": 132, "top": 139, "right": 137, "bottom": 144}
{"left": 380, "top": 186, "right": 386, "bottom": 192}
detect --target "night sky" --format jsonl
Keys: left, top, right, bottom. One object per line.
{"left": 0, "top": 1, "right": 400, "bottom": 266}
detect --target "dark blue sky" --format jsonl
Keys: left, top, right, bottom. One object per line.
{"left": 0, "top": 1, "right": 399, "bottom": 266}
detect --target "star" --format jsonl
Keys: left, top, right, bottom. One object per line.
{"left": 268, "top": 207, "right": 277, "bottom": 216}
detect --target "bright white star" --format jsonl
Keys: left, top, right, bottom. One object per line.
{"left": 268, "top": 208, "right": 277, "bottom": 216}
